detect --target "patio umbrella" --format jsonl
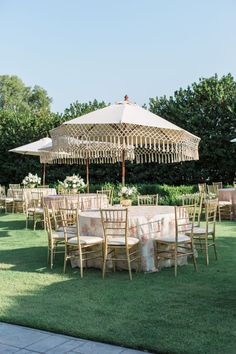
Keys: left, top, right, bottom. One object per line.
{"left": 49, "top": 97, "right": 200, "bottom": 185}
{"left": 9, "top": 138, "right": 52, "bottom": 185}
{"left": 230, "top": 138, "right": 236, "bottom": 142}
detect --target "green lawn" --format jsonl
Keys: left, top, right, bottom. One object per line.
{"left": 0, "top": 213, "right": 236, "bottom": 354}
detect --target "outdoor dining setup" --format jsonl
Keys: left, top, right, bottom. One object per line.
{"left": 2, "top": 97, "right": 232, "bottom": 280}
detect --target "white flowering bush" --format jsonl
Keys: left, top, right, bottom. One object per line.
{"left": 59, "top": 174, "right": 86, "bottom": 192}
{"left": 22, "top": 173, "right": 41, "bottom": 187}
{"left": 118, "top": 185, "right": 137, "bottom": 200}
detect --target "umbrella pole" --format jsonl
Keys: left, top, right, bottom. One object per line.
{"left": 42, "top": 163, "right": 46, "bottom": 185}
{"left": 122, "top": 150, "right": 125, "bottom": 185}
{"left": 86, "top": 158, "right": 90, "bottom": 193}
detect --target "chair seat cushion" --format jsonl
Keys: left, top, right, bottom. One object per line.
{"left": 4, "top": 198, "right": 14, "bottom": 202}
{"left": 67, "top": 236, "right": 103, "bottom": 245}
{"left": 107, "top": 236, "right": 139, "bottom": 246}
{"left": 27, "top": 207, "right": 44, "bottom": 213}
{"left": 52, "top": 231, "right": 66, "bottom": 240}
{"left": 156, "top": 234, "right": 190, "bottom": 243}
{"left": 219, "top": 201, "right": 232, "bottom": 206}
{"left": 57, "top": 226, "right": 76, "bottom": 235}
{"left": 191, "top": 227, "right": 213, "bottom": 235}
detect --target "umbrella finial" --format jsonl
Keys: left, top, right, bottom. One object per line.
{"left": 124, "top": 95, "right": 129, "bottom": 101}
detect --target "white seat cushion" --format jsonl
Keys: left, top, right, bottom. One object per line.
{"left": 219, "top": 201, "right": 232, "bottom": 206}
{"left": 4, "top": 198, "right": 14, "bottom": 202}
{"left": 192, "top": 227, "right": 213, "bottom": 234}
{"left": 156, "top": 234, "right": 190, "bottom": 243}
{"left": 56, "top": 226, "right": 76, "bottom": 234}
{"left": 27, "top": 207, "right": 44, "bottom": 214}
{"left": 68, "top": 236, "right": 103, "bottom": 245}
{"left": 107, "top": 236, "right": 139, "bottom": 246}
{"left": 51, "top": 231, "right": 65, "bottom": 240}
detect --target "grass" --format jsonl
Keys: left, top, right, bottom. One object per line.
{"left": 0, "top": 213, "right": 236, "bottom": 354}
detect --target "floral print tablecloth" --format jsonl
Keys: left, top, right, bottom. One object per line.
{"left": 80, "top": 206, "right": 188, "bottom": 272}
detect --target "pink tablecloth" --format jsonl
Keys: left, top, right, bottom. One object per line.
{"left": 219, "top": 188, "right": 236, "bottom": 219}
{"left": 79, "top": 206, "right": 187, "bottom": 272}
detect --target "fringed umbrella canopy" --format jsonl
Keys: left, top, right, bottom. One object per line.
{"left": 49, "top": 98, "right": 200, "bottom": 184}
{"left": 9, "top": 138, "right": 52, "bottom": 185}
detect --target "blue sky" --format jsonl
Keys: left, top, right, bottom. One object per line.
{"left": 1, "top": 0, "right": 236, "bottom": 113}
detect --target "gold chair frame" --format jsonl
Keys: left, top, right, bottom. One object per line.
{"left": 155, "top": 204, "right": 197, "bottom": 277}
{"left": 100, "top": 208, "right": 140, "bottom": 280}
{"left": 137, "top": 194, "right": 158, "bottom": 206}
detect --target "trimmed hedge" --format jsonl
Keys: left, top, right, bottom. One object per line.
{"left": 89, "top": 183, "right": 198, "bottom": 205}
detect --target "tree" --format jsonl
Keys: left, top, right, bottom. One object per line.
{"left": 148, "top": 74, "right": 236, "bottom": 184}
{"left": 62, "top": 99, "right": 107, "bottom": 121}
{"left": 0, "top": 76, "right": 58, "bottom": 184}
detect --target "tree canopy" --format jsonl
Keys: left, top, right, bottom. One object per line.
{"left": 148, "top": 73, "right": 236, "bottom": 183}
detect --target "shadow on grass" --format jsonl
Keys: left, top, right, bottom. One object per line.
{"left": 0, "top": 218, "right": 27, "bottom": 231}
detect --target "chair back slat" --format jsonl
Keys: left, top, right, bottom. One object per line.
{"left": 175, "top": 204, "right": 196, "bottom": 242}
{"left": 100, "top": 208, "right": 128, "bottom": 241}
{"left": 137, "top": 194, "right": 158, "bottom": 206}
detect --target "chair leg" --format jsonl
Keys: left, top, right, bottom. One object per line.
{"left": 63, "top": 253, "right": 67, "bottom": 273}
{"left": 102, "top": 243, "right": 108, "bottom": 279}
{"left": 33, "top": 217, "right": 36, "bottom": 231}
{"left": 205, "top": 238, "right": 209, "bottom": 266}
{"left": 127, "top": 248, "right": 132, "bottom": 280}
{"left": 174, "top": 247, "right": 178, "bottom": 277}
{"left": 50, "top": 246, "right": 54, "bottom": 269}
{"left": 191, "top": 241, "right": 198, "bottom": 272}
{"left": 79, "top": 247, "right": 83, "bottom": 278}
{"left": 218, "top": 205, "right": 221, "bottom": 222}
{"left": 212, "top": 235, "right": 217, "bottom": 260}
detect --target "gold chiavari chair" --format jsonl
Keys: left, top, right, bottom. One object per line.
{"left": 12, "top": 189, "right": 25, "bottom": 213}
{"left": 102, "top": 187, "right": 114, "bottom": 205}
{"left": 188, "top": 199, "right": 218, "bottom": 266}
{"left": 182, "top": 193, "right": 203, "bottom": 227}
{"left": 155, "top": 204, "right": 197, "bottom": 277}
{"left": 100, "top": 208, "right": 140, "bottom": 280}
{"left": 44, "top": 204, "right": 67, "bottom": 269}
{"left": 25, "top": 191, "right": 44, "bottom": 230}
{"left": 97, "top": 190, "right": 111, "bottom": 208}
{"left": 9, "top": 183, "right": 21, "bottom": 189}
{"left": 137, "top": 194, "right": 158, "bottom": 206}
{"left": 207, "top": 185, "right": 232, "bottom": 221}
{"left": 198, "top": 183, "right": 207, "bottom": 194}
{"left": 0, "top": 185, "right": 13, "bottom": 212}
{"left": 60, "top": 208, "right": 103, "bottom": 278}
{"left": 212, "top": 181, "right": 223, "bottom": 190}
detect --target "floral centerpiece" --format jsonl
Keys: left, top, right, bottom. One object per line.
{"left": 22, "top": 173, "right": 41, "bottom": 188}
{"left": 118, "top": 185, "right": 137, "bottom": 206}
{"left": 59, "top": 174, "right": 86, "bottom": 193}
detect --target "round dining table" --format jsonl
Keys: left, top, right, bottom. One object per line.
{"left": 79, "top": 205, "right": 188, "bottom": 272}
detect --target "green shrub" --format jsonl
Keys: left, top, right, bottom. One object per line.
{"left": 88, "top": 183, "right": 198, "bottom": 205}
